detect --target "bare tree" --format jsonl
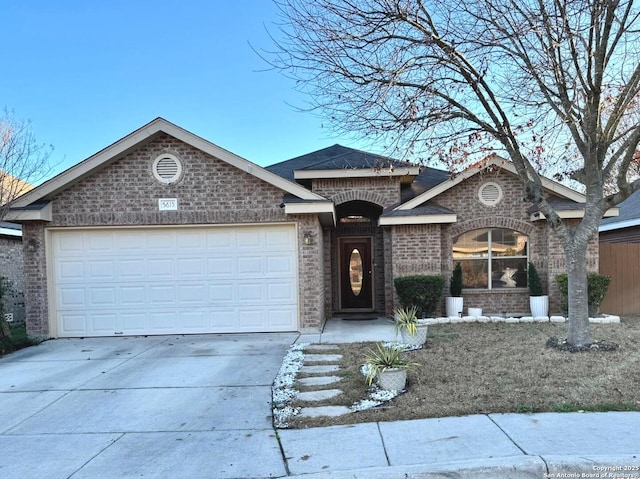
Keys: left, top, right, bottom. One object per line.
{"left": 0, "top": 109, "right": 52, "bottom": 338}
{"left": 1, "top": 109, "right": 53, "bottom": 219}
{"left": 270, "top": 0, "right": 640, "bottom": 347}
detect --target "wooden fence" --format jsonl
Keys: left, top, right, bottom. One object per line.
{"left": 599, "top": 243, "right": 640, "bottom": 316}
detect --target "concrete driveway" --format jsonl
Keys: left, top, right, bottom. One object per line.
{"left": 0, "top": 333, "right": 298, "bottom": 479}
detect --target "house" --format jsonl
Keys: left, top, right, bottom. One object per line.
{"left": 6, "top": 118, "right": 613, "bottom": 339}
{"left": 599, "top": 189, "right": 640, "bottom": 243}
{"left": 0, "top": 222, "right": 25, "bottom": 324}
{"left": 599, "top": 189, "right": 640, "bottom": 315}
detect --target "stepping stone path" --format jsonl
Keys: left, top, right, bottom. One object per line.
{"left": 296, "top": 344, "right": 352, "bottom": 418}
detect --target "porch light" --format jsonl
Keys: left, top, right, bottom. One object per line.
{"left": 303, "top": 232, "right": 313, "bottom": 245}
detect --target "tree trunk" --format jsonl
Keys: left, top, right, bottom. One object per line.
{"left": 0, "top": 317, "right": 11, "bottom": 338}
{"left": 564, "top": 242, "right": 591, "bottom": 347}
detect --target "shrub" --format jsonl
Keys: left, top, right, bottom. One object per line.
{"left": 394, "top": 275, "right": 445, "bottom": 317}
{"left": 527, "top": 262, "right": 544, "bottom": 296}
{"left": 450, "top": 263, "right": 463, "bottom": 297}
{"left": 555, "top": 273, "right": 612, "bottom": 316}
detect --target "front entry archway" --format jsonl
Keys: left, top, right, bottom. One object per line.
{"left": 334, "top": 200, "right": 383, "bottom": 313}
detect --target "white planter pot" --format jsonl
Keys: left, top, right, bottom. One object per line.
{"left": 378, "top": 368, "right": 407, "bottom": 391}
{"left": 530, "top": 295, "right": 549, "bottom": 317}
{"left": 446, "top": 297, "right": 464, "bottom": 317}
{"left": 468, "top": 307, "right": 482, "bottom": 318}
{"left": 399, "top": 324, "right": 428, "bottom": 347}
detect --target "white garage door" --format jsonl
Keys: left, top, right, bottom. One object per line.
{"left": 50, "top": 225, "right": 298, "bottom": 337}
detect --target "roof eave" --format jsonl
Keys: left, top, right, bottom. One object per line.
{"left": 379, "top": 214, "right": 457, "bottom": 226}
{"left": 5, "top": 202, "right": 52, "bottom": 222}
{"left": 284, "top": 201, "right": 337, "bottom": 227}
{"left": 294, "top": 166, "right": 420, "bottom": 180}
{"left": 530, "top": 207, "right": 618, "bottom": 222}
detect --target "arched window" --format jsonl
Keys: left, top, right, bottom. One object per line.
{"left": 452, "top": 228, "right": 528, "bottom": 289}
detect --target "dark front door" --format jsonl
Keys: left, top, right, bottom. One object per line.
{"left": 340, "top": 237, "right": 373, "bottom": 309}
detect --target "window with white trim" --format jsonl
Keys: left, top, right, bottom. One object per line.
{"left": 453, "top": 228, "right": 528, "bottom": 289}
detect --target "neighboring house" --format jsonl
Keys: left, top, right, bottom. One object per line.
{"left": 0, "top": 222, "right": 25, "bottom": 324}
{"left": 599, "top": 189, "right": 640, "bottom": 315}
{"left": 599, "top": 189, "right": 640, "bottom": 243}
{"left": 6, "top": 118, "right": 615, "bottom": 339}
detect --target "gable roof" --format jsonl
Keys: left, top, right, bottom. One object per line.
{"left": 600, "top": 189, "right": 640, "bottom": 232}
{"left": 397, "top": 155, "right": 586, "bottom": 211}
{"left": 7, "top": 118, "right": 330, "bottom": 221}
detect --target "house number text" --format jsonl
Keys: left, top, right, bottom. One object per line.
{"left": 158, "top": 198, "right": 178, "bottom": 211}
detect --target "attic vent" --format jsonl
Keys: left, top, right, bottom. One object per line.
{"left": 478, "top": 182, "right": 503, "bottom": 206}
{"left": 152, "top": 154, "right": 183, "bottom": 184}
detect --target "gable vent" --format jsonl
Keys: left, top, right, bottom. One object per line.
{"left": 152, "top": 154, "right": 183, "bottom": 184}
{"left": 478, "top": 182, "right": 503, "bottom": 206}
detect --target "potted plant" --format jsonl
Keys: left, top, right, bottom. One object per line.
{"left": 394, "top": 306, "right": 428, "bottom": 347}
{"left": 445, "top": 262, "right": 464, "bottom": 318}
{"left": 364, "top": 343, "right": 416, "bottom": 391}
{"left": 528, "top": 262, "right": 549, "bottom": 318}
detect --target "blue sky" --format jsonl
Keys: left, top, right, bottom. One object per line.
{"left": 1, "top": 0, "right": 364, "bottom": 181}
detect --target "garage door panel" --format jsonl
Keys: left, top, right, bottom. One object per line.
{"left": 56, "top": 234, "right": 83, "bottom": 254}
{"left": 89, "top": 260, "right": 115, "bottom": 280}
{"left": 268, "top": 282, "right": 296, "bottom": 302}
{"left": 236, "top": 230, "right": 262, "bottom": 248}
{"left": 58, "top": 287, "right": 86, "bottom": 308}
{"left": 58, "top": 261, "right": 85, "bottom": 281}
{"left": 238, "top": 283, "right": 265, "bottom": 302}
{"left": 209, "top": 284, "right": 234, "bottom": 303}
{"left": 52, "top": 225, "right": 298, "bottom": 337}
{"left": 266, "top": 255, "right": 295, "bottom": 275}
{"left": 147, "top": 232, "right": 176, "bottom": 251}
{"left": 208, "top": 257, "right": 234, "bottom": 277}
{"left": 58, "top": 313, "right": 87, "bottom": 334}
{"left": 91, "top": 313, "right": 118, "bottom": 332}
{"left": 120, "top": 286, "right": 146, "bottom": 305}
{"left": 149, "top": 286, "right": 176, "bottom": 304}
{"left": 118, "top": 259, "right": 146, "bottom": 279}
{"left": 180, "top": 310, "right": 208, "bottom": 329}
{"left": 265, "top": 228, "right": 296, "bottom": 248}
{"left": 177, "top": 258, "right": 205, "bottom": 278}
{"left": 148, "top": 258, "right": 175, "bottom": 278}
{"left": 178, "top": 284, "right": 207, "bottom": 304}
{"left": 87, "top": 234, "right": 114, "bottom": 253}
{"left": 89, "top": 287, "right": 116, "bottom": 306}
{"left": 149, "top": 311, "right": 176, "bottom": 331}
{"left": 120, "top": 313, "right": 147, "bottom": 332}
{"left": 206, "top": 230, "right": 233, "bottom": 248}
{"left": 237, "top": 256, "right": 263, "bottom": 275}
{"left": 268, "top": 309, "right": 298, "bottom": 329}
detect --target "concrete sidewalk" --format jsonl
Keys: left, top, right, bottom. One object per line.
{"left": 279, "top": 412, "right": 640, "bottom": 478}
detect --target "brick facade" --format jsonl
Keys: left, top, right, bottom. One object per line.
{"left": 387, "top": 171, "right": 600, "bottom": 317}
{"left": 0, "top": 235, "right": 25, "bottom": 324}
{"left": 18, "top": 128, "right": 598, "bottom": 337}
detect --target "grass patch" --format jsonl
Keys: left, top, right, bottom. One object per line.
{"left": 286, "top": 319, "right": 640, "bottom": 428}
{"left": 0, "top": 323, "right": 38, "bottom": 357}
